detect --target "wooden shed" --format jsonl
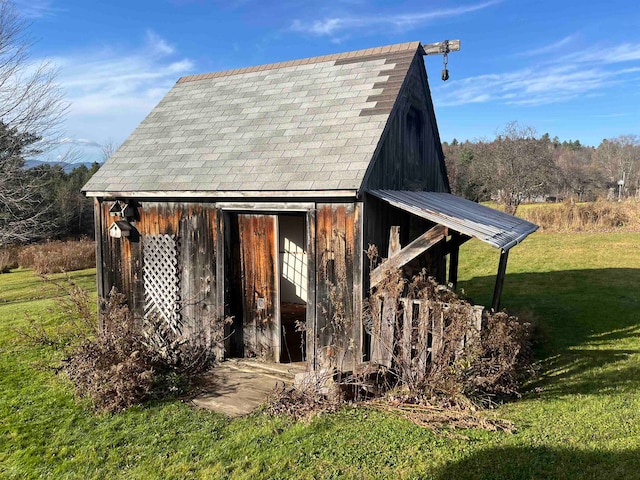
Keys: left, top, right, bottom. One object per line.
{"left": 83, "top": 41, "right": 537, "bottom": 371}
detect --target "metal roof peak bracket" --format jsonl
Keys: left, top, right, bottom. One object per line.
{"left": 421, "top": 39, "right": 461, "bottom": 81}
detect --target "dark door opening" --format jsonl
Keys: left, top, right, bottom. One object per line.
{"left": 224, "top": 212, "right": 244, "bottom": 358}
{"left": 224, "top": 212, "right": 308, "bottom": 363}
{"left": 278, "top": 214, "right": 307, "bottom": 363}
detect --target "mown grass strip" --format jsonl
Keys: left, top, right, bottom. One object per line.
{"left": 1, "top": 233, "right": 639, "bottom": 479}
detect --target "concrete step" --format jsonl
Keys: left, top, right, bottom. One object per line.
{"left": 222, "top": 359, "right": 307, "bottom": 382}
{"left": 192, "top": 359, "right": 309, "bottom": 417}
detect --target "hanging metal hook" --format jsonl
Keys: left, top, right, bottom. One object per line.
{"left": 441, "top": 39, "right": 450, "bottom": 81}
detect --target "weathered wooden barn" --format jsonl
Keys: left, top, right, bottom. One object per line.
{"left": 83, "top": 41, "right": 537, "bottom": 371}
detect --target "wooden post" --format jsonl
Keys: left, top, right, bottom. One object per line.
{"left": 388, "top": 226, "right": 401, "bottom": 257}
{"left": 306, "top": 207, "right": 317, "bottom": 371}
{"left": 93, "top": 197, "right": 105, "bottom": 331}
{"left": 215, "top": 209, "right": 226, "bottom": 360}
{"left": 448, "top": 233, "right": 460, "bottom": 290}
{"left": 492, "top": 249, "right": 510, "bottom": 312}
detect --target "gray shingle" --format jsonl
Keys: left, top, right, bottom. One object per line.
{"left": 83, "top": 41, "right": 421, "bottom": 194}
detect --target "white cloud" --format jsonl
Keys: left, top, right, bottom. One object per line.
{"left": 57, "top": 137, "right": 102, "bottom": 148}
{"left": 291, "top": 0, "right": 501, "bottom": 37}
{"left": 520, "top": 34, "right": 579, "bottom": 57}
{"left": 13, "top": 0, "right": 61, "bottom": 19}
{"left": 41, "top": 30, "right": 194, "bottom": 162}
{"left": 145, "top": 30, "right": 176, "bottom": 57}
{"left": 569, "top": 43, "right": 640, "bottom": 64}
{"left": 434, "top": 41, "right": 640, "bottom": 108}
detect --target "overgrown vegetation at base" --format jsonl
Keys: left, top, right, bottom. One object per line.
{"left": 30, "top": 281, "right": 215, "bottom": 413}
{"left": 1, "top": 231, "right": 640, "bottom": 479}
{"left": 364, "top": 273, "right": 534, "bottom": 407}
{"left": 267, "top": 269, "right": 533, "bottom": 425}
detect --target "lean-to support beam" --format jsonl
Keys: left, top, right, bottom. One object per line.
{"left": 370, "top": 224, "right": 447, "bottom": 288}
{"left": 492, "top": 249, "right": 510, "bottom": 312}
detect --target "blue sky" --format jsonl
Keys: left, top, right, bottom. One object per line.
{"left": 15, "top": 0, "right": 640, "bottom": 162}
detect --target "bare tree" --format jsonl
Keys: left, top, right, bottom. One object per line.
{"left": 0, "top": 0, "right": 68, "bottom": 247}
{"left": 100, "top": 138, "right": 118, "bottom": 163}
{"left": 596, "top": 135, "right": 640, "bottom": 199}
{"left": 475, "top": 122, "right": 554, "bottom": 215}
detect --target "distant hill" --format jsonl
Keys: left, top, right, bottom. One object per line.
{"left": 24, "top": 160, "right": 101, "bottom": 173}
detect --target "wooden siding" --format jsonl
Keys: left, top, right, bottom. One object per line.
{"left": 237, "top": 214, "right": 279, "bottom": 361}
{"left": 362, "top": 53, "right": 449, "bottom": 193}
{"left": 98, "top": 201, "right": 219, "bottom": 352}
{"left": 315, "top": 203, "right": 362, "bottom": 370}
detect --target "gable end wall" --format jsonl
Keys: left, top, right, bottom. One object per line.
{"left": 361, "top": 53, "right": 450, "bottom": 193}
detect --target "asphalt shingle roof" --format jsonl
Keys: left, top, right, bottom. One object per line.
{"left": 83, "top": 41, "right": 423, "bottom": 196}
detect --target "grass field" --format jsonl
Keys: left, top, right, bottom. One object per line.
{"left": 1, "top": 232, "right": 639, "bottom": 479}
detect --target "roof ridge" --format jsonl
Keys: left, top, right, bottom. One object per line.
{"left": 177, "top": 41, "right": 421, "bottom": 84}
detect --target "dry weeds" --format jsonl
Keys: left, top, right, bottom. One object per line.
{"left": 16, "top": 238, "right": 96, "bottom": 273}
{"left": 519, "top": 200, "right": 640, "bottom": 232}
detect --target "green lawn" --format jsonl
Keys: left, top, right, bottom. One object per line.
{"left": 1, "top": 233, "right": 639, "bottom": 479}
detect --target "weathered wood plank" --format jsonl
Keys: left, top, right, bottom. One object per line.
{"left": 315, "top": 203, "right": 357, "bottom": 370}
{"left": 352, "top": 202, "right": 364, "bottom": 369}
{"left": 388, "top": 226, "right": 401, "bottom": 257}
{"left": 400, "top": 299, "right": 412, "bottom": 381}
{"left": 370, "top": 224, "right": 447, "bottom": 288}
{"left": 305, "top": 207, "right": 317, "bottom": 369}
{"left": 369, "top": 294, "right": 393, "bottom": 368}
{"left": 416, "top": 300, "right": 430, "bottom": 383}
{"left": 238, "top": 214, "right": 279, "bottom": 361}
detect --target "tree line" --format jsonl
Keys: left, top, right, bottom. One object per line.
{"left": 443, "top": 121, "right": 640, "bottom": 214}
{"left": 0, "top": 0, "right": 101, "bottom": 248}
{"left": 0, "top": 118, "right": 100, "bottom": 247}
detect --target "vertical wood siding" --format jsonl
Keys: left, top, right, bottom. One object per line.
{"left": 315, "top": 203, "right": 362, "bottom": 370}
{"left": 98, "top": 201, "right": 219, "bottom": 352}
{"left": 362, "top": 53, "right": 449, "bottom": 193}
{"left": 237, "top": 214, "right": 279, "bottom": 361}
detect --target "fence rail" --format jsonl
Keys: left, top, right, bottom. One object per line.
{"left": 369, "top": 294, "right": 483, "bottom": 383}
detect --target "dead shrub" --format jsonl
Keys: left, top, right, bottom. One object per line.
{"left": 267, "top": 267, "right": 535, "bottom": 428}
{"left": 64, "top": 290, "right": 157, "bottom": 412}
{"left": 63, "top": 288, "right": 216, "bottom": 412}
{"left": 18, "top": 238, "right": 96, "bottom": 273}
{"left": 266, "top": 373, "right": 344, "bottom": 421}
{"left": 424, "top": 310, "right": 534, "bottom": 407}
{"left": 14, "top": 273, "right": 216, "bottom": 413}
{"left": 363, "top": 271, "right": 535, "bottom": 408}
{"left": 0, "top": 246, "right": 19, "bottom": 273}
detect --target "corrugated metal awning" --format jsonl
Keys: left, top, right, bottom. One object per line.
{"left": 369, "top": 190, "right": 538, "bottom": 250}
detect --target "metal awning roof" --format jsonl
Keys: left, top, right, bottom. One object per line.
{"left": 369, "top": 190, "right": 538, "bottom": 250}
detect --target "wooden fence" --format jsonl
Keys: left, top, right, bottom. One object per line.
{"left": 369, "top": 294, "right": 483, "bottom": 382}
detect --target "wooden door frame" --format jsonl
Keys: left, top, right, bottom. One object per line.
{"left": 220, "top": 206, "right": 316, "bottom": 364}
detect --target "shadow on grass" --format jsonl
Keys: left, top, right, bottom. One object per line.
{"left": 460, "top": 268, "right": 640, "bottom": 397}
{"left": 435, "top": 445, "right": 640, "bottom": 480}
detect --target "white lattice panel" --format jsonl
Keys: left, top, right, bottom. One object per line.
{"left": 143, "top": 234, "right": 181, "bottom": 333}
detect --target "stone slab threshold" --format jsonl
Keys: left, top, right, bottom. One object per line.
{"left": 191, "top": 358, "right": 307, "bottom": 417}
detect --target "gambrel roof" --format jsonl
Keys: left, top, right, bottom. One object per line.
{"left": 83, "top": 41, "right": 428, "bottom": 197}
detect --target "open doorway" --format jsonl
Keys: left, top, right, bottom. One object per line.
{"left": 278, "top": 214, "right": 307, "bottom": 363}
{"left": 225, "top": 212, "right": 308, "bottom": 363}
